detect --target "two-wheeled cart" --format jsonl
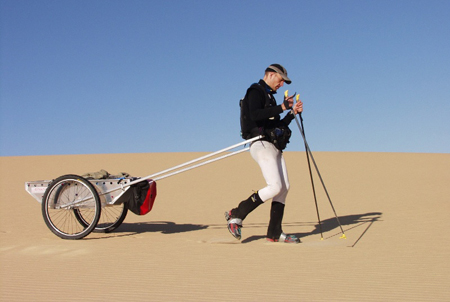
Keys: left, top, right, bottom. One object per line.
{"left": 25, "top": 136, "right": 262, "bottom": 239}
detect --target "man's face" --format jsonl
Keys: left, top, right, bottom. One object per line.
{"left": 266, "top": 73, "right": 285, "bottom": 91}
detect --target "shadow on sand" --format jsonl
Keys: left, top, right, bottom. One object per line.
{"left": 242, "top": 212, "right": 383, "bottom": 245}
{"left": 99, "top": 212, "right": 381, "bottom": 246}
{"left": 109, "top": 221, "right": 208, "bottom": 236}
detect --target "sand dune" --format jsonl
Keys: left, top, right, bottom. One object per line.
{"left": 1, "top": 151, "right": 449, "bottom": 301}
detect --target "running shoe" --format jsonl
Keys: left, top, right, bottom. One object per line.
{"left": 266, "top": 232, "right": 300, "bottom": 244}
{"left": 225, "top": 211, "right": 242, "bottom": 240}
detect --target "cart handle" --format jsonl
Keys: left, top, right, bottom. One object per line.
{"left": 98, "top": 136, "right": 262, "bottom": 197}
{"left": 122, "top": 135, "right": 263, "bottom": 189}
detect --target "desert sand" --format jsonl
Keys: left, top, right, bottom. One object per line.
{"left": 1, "top": 150, "right": 449, "bottom": 301}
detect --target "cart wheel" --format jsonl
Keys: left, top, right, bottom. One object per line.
{"left": 42, "top": 174, "right": 101, "bottom": 240}
{"left": 74, "top": 203, "right": 128, "bottom": 233}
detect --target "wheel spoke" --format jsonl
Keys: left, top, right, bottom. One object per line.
{"left": 42, "top": 175, "right": 100, "bottom": 239}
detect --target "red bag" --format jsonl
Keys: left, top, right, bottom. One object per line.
{"left": 139, "top": 180, "right": 157, "bottom": 215}
{"left": 120, "top": 179, "right": 157, "bottom": 215}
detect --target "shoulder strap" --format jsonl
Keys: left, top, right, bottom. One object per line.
{"left": 248, "top": 82, "right": 272, "bottom": 108}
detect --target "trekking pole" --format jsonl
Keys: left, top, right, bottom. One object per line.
{"left": 286, "top": 91, "right": 323, "bottom": 240}
{"left": 298, "top": 103, "right": 324, "bottom": 240}
{"left": 291, "top": 93, "right": 346, "bottom": 239}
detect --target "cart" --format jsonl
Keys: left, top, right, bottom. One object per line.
{"left": 25, "top": 136, "right": 262, "bottom": 239}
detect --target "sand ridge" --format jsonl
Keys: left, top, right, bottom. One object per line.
{"left": 1, "top": 151, "right": 449, "bottom": 301}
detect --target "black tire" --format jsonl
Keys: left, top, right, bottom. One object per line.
{"left": 42, "top": 174, "right": 101, "bottom": 239}
{"left": 74, "top": 203, "right": 128, "bottom": 233}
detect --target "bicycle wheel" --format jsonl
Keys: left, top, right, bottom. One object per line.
{"left": 42, "top": 174, "right": 101, "bottom": 239}
{"left": 74, "top": 203, "right": 128, "bottom": 233}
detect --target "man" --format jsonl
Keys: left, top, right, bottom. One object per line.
{"left": 225, "top": 64, "right": 303, "bottom": 243}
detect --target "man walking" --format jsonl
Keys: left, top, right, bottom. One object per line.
{"left": 225, "top": 64, "right": 303, "bottom": 243}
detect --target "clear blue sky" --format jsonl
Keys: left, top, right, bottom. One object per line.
{"left": 1, "top": 0, "right": 449, "bottom": 156}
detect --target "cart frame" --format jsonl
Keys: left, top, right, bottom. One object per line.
{"left": 25, "top": 136, "right": 262, "bottom": 239}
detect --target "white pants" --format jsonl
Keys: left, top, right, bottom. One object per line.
{"left": 250, "top": 140, "right": 290, "bottom": 204}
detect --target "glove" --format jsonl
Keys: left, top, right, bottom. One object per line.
{"left": 283, "top": 97, "right": 292, "bottom": 110}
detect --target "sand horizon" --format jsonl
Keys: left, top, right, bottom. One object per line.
{"left": 1, "top": 150, "right": 449, "bottom": 301}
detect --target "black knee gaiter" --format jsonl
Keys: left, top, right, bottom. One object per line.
{"left": 231, "top": 192, "right": 263, "bottom": 220}
{"left": 267, "top": 201, "right": 285, "bottom": 239}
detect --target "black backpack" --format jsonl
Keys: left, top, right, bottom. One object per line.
{"left": 239, "top": 83, "right": 267, "bottom": 139}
